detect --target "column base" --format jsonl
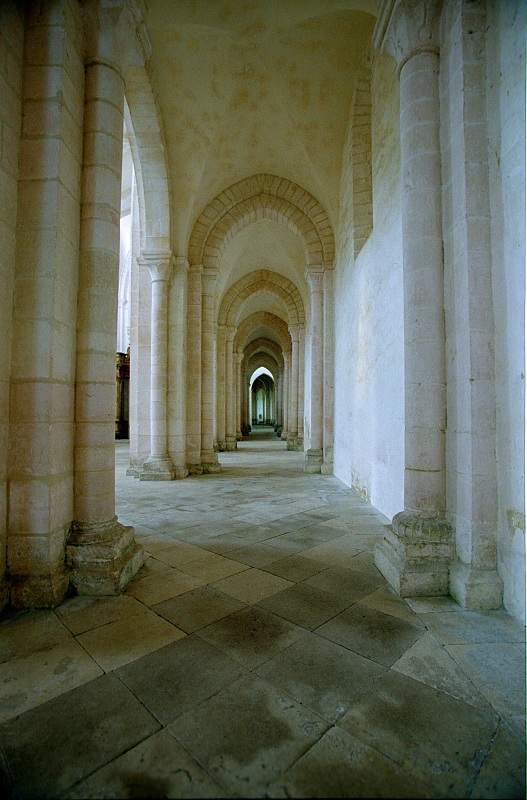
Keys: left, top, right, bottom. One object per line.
{"left": 287, "top": 435, "right": 298, "bottom": 450}
{"left": 296, "top": 436, "right": 304, "bottom": 451}
{"left": 0, "top": 578, "right": 8, "bottom": 612}
{"left": 216, "top": 440, "right": 226, "bottom": 452}
{"left": 450, "top": 561, "right": 503, "bottom": 610}
{"left": 236, "top": 432, "right": 242, "bottom": 441}
{"left": 139, "top": 456, "right": 176, "bottom": 481}
{"left": 201, "top": 450, "right": 220, "bottom": 473}
{"left": 225, "top": 436, "right": 237, "bottom": 451}
{"left": 281, "top": 430, "right": 288, "bottom": 441}
{"left": 304, "top": 448, "right": 323, "bottom": 473}
{"left": 10, "top": 569, "right": 69, "bottom": 609}
{"left": 187, "top": 462, "right": 203, "bottom": 475}
{"left": 67, "top": 518, "right": 145, "bottom": 596}
{"left": 375, "top": 511, "right": 453, "bottom": 597}
{"left": 126, "top": 466, "right": 140, "bottom": 478}
{"left": 321, "top": 459, "right": 334, "bottom": 475}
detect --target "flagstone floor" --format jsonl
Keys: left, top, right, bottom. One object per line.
{"left": 0, "top": 432, "right": 524, "bottom": 798}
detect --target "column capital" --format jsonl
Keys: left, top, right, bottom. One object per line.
{"left": 82, "top": 0, "right": 127, "bottom": 75}
{"left": 139, "top": 251, "right": 173, "bottom": 282}
{"left": 373, "top": 0, "right": 441, "bottom": 71}
{"left": 201, "top": 268, "right": 218, "bottom": 294}
{"left": 173, "top": 255, "right": 189, "bottom": 274}
{"left": 305, "top": 269, "right": 325, "bottom": 292}
{"left": 288, "top": 324, "right": 301, "bottom": 342}
{"left": 225, "top": 325, "right": 236, "bottom": 343}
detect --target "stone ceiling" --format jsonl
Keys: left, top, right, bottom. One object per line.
{"left": 145, "top": 0, "right": 376, "bottom": 293}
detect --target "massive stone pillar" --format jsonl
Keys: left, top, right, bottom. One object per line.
{"left": 224, "top": 327, "right": 237, "bottom": 450}
{"left": 167, "top": 256, "right": 189, "bottom": 478}
{"left": 140, "top": 253, "right": 175, "bottom": 480}
{"left": 216, "top": 325, "right": 227, "bottom": 449}
{"left": 322, "top": 269, "right": 335, "bottom": 474}
{"left": 186, "top": 265, "right": 202, "bottom": 473}
{"left": 305, "top": 270, "right": 324, "bottom": 473}
{"left": 374, "top": 0, "right": 452, "bottom": 596}
{"left": 287, "top": 327, "right": 299, "bottom": 449}
{"left": 296, "top": 326, "right": 305, "bottom": 448}
{"left": 70, "top": 6, "right": 144, "bottom": 594}
{"left": 200, "top": 269, "right": 219, "bottom": 472}
{"left": 8, "top": 0, "right": 84, "bottom": 606}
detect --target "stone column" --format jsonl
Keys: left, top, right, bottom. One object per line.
{"left": 374, "top": 0, "right": 452, "bottom": 596}
{"left": 297, "top": 326, "right": 305, "bottom": 448}
{"left": 70, "top": 11, "right": 144, "bottom": 594}
{"left": 282, "top": 353, "right": 290, "bottom": 439}
{"left": 140, "top": 253, "right": 175, "bottom": 480}
{"left": 241, "top": 357, "right": 249, "bottom": 426}
{"left": 305, "top": 270, "right": 324, "bottom": 472}
{"left": 167, "top": 256, "right": 189, "bottom": 478}
{"left": 224, "top": 327, "right": 236, "bottom": 450}
{"left": 216, "top": 325, "right": 227, "bottom": 450}
{"left": 276, "top": 372, "right": 282, "bottom": 427}
{"left": 186, "top": 265, "right": 202, "bottom": 474}
{"left": 287, "top": 327, "right": 299, "bottom": 449}
{"left": 235, "top": 352, "right": 242, "bottom": 439}
{"left": 200, "top": 269, "right": 219, "bottom": 472}
{"left": 322, "top": 269, "right": 335, "bottom": 474}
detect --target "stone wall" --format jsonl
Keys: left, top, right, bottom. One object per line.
{"left": 0, "top": 1, "right": 24, "bottom": 608}
{"left": 486, "top": 0, "right": 526, "bottom": 622}
{"left": 334, "top": 50, "right": 404, "bottom": 520}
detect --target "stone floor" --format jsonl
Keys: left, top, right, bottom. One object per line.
{"left": 0, "top": 430, "right": 525, "bottom": 798}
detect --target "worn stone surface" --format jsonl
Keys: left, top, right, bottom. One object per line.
{"left": 65, "top": 729, "right": 223, "bottom": 799}
{"left": 116, "top": 636, "right": 244, "bottom": 724}
{"left": 338, "top": 670, "right": 499, "bottom": 797}
{"left": 168, "top": 675, "right": 329, "bottom": 796}
{"left": 0, "top": 674, "right": 159, "bottom": 798}
{"left": 0, "top": 439, "right": 522, "bottom": 798}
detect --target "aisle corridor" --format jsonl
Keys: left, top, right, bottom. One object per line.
{"left": 0, "top": 441, "right": 524, "bottom": 798}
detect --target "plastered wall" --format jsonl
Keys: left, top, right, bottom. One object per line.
{"left": 333, "top": 51, "right": 404, "bottom": 520}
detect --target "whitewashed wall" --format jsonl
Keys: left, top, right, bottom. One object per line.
{"left": 334, "top": 52, "right": 404, "bottom": 520}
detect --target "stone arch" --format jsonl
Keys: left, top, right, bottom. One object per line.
{"left": 188, "top": 174, "right": 335, "bottom": 269}
{"left": 120, "top": 7, "right": 172, "bottom": 255}
{"left": 248, "top": 354, "right": 280, "bottom": 380}
{"left": 244, "top": 338, "right": 284, "bottom": 370}
{"left": 220, "top": 270, "right": 305, "bottom": 327}
{"left": 235, "top": 312, "right": 292, "bottom": 354}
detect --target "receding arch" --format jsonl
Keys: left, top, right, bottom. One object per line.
{"left": 220, "top": 270, "right": 304, "bottom": 327}
{"left": 244, "top": 338, "right": 284, "bottom": 372}
{"left": 120, "top": 7, "right": 172, "bottom": 255}
{"left": 235, "top": 312, "right": 292, "bottom": 355}
{"left": 188, "top": 174, "right": 335, "bottom": 269}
